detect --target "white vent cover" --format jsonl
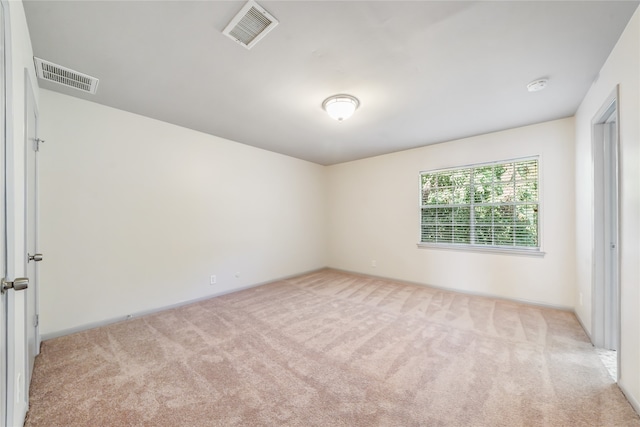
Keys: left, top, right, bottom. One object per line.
{"left": 222, "top": 0, "right": 279, "bottom": 49}
{"left": 34, "top": 57, "right": 99, "bottom": 94}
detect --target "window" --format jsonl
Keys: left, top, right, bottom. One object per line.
{"left": 419, "top": 158, "right": 539, "bottom": 252}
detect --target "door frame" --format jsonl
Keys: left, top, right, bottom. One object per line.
{"left": 591, "top": 86, "right": 621, "bottom": 374}
{"left": 0, "top": 0, "right": 8, "bottom": 425}
{"left": 1, "top": 0, "right": 16, "bottom": 425}
{"left": 23, "top": 69, "right": 39, "bottom": 388}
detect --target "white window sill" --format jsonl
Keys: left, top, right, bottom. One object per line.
{"left": 416, "top": 242, "right": 545, "bottom": 257}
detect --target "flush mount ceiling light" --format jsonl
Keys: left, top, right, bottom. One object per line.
{"left": 322, "top": 94, "right": 360, "bottom": 121}
{"left": 527, "top": 78, "right": 548, "bottom": 92}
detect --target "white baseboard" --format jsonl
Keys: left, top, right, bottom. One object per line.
{"left": 330, "top": 267, "right": 575, "bottom": 312}
{"left": 573, "top": 311, "right": 593, "bottom": 344}
{"left": 619, "top": 381, "right": 640, "bottom": 416}
{"left": 41, "top": 267, "right": 328, "bottom": 341}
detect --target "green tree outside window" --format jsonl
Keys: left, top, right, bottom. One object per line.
{"left": 420, "top": 158, "right": 539, "bottom": 249}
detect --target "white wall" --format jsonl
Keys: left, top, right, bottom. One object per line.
{"left": 327, "top": 118, "right": 576, "bottom": 308}
{"left": 574, "top": 8, "right": 640, "bottom": 410}
{"left": 39, "top": 90, "right": 327, "bottom": 337}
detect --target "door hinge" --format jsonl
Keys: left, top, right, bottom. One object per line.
{"left": 34, "top": 314, "right": 39, "bottom": 328}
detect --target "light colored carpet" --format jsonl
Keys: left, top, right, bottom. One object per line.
{"left": 596, "top": 348, "right": 618, "bottom": 381}
{"left": 25, "top": 269, "right": 640, "bottom": 426}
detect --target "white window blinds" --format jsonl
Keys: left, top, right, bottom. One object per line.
{"left": 420, "top": 158, "right": 539, "bottom": 249}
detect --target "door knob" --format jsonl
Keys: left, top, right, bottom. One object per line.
{"left": 1, "top": 277, "right": 28, "bottom": 294}
{"left": 28, "top": 253, "right": 43, "bottom": 262}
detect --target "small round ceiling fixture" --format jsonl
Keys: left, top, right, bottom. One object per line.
{"left": 527, "top": 78, "right": 548, "bottom": 92}
{"left": 322, "top": 94, "right": 360, "bottom": 121}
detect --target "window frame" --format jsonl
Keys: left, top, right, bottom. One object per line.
{"left": 417, "top": 156, "right": 544, "bottom": 257}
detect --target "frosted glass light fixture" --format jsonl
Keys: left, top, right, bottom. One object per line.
{"left": 322, "top": 94, "right": 360, "bottom": 121}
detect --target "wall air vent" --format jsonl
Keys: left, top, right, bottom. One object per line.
{"left": 222, "top": 0, "right": 279, "bottom": 50}
{"left": 33, "top": 57, "right": 99, "bottom": 94}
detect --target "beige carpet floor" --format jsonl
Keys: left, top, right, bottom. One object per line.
{"left": 25, "top": 269, "right": 640, "bottom": 426}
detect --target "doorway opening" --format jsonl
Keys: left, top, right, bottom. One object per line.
{"left": 592, "top": 87, "right": 620, "bottom": 381}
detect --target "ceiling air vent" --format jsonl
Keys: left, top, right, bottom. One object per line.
{"left": 222, "top": 0, "right": 279, "bottom": 50}
{"left": 33, "top": 57, "right": 99, "bottom": 94}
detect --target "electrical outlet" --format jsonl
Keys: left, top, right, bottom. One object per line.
{"left": 235, "top": 272, "right": 240, "bottom": 278}
{"left": 579, "top": 292, "right": 583, "bottom": 306}
{"left": 210, "top": 275, "right": 216, "bottom": 285}
{"left": 371, "top": 260, "right": 377, "bottom": 268}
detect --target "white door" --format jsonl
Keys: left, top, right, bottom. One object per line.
{"left": 25, "top": 70, "right": 42, "bottom": 398}
{"left": 25, "top": 71, "right": 40, "bottom": 387}
{"left": 0, "top": 2, "right": 34, "bottom": 425}
{"left": 592, "top": 89, "right": 620, "bottom": 365}
{"left": 5, "top": 63, "right": 36, "bottom": 423}
{"left": 602, "top": 114, "right": 619, "bottom": 351}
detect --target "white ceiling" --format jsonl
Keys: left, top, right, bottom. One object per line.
{"left": 23, "top": 1, "right": 639, "bottom": 165}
